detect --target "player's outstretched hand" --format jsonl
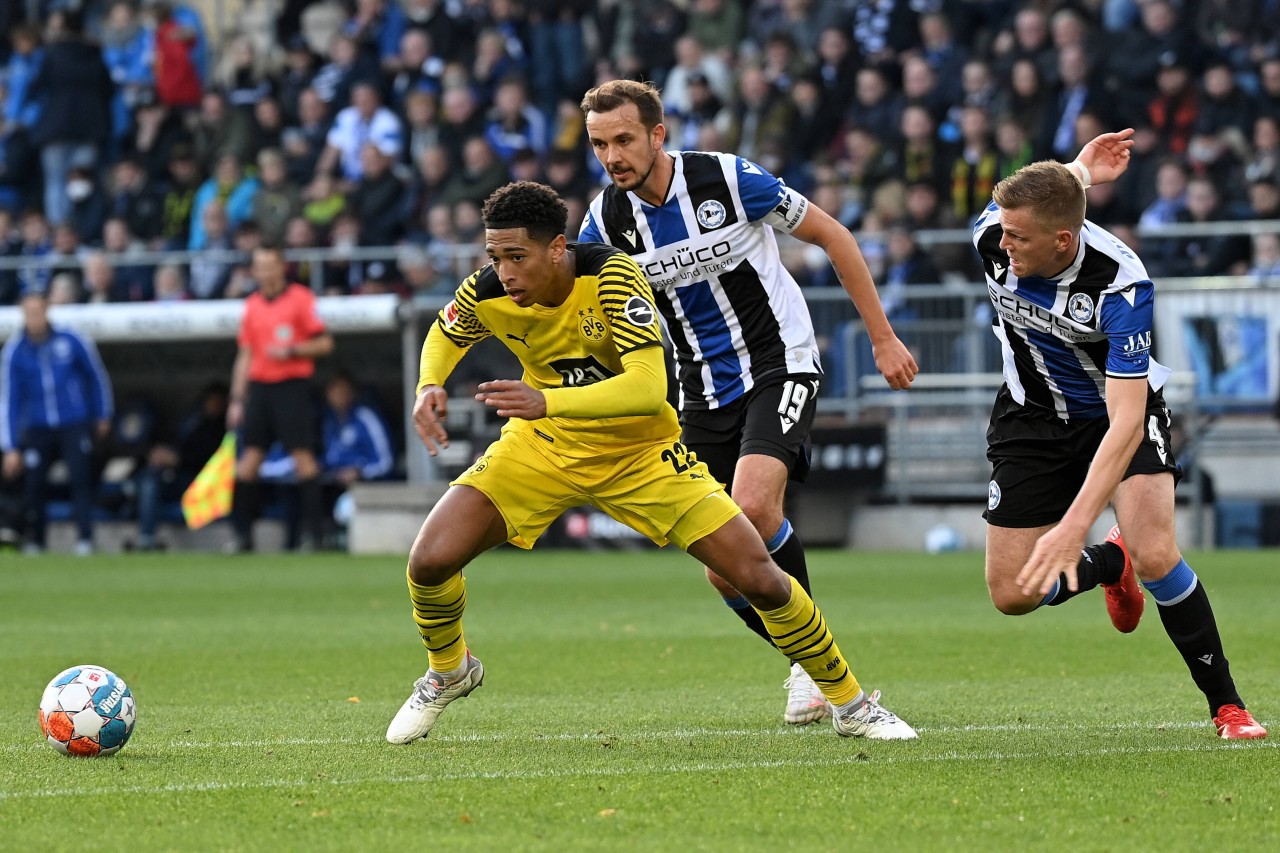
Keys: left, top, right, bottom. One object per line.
{"left": 873, "top": 335, "right": 919, "bottom": 391}
{"left": 413, "top": 385, "right": 450, "bottom": 456}
{"left": 476, "top": 380, "right": 547, "bottom": 420}
{"left": 1074, "top": 128, "right": 1134, "bottom": 186}
{"left": 1016, "top": 523, "right": 1088, "bottom": 598}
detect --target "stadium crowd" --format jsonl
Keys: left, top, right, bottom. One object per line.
{"left": 2, "top": 0, "right": 1280, "bottom": 309}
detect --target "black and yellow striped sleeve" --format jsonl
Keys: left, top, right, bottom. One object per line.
{"left": 597, "top": 255, "right": 663, "bottom": 354}
{"left": 436, "top": 271, "right": 493, "bottom": 349}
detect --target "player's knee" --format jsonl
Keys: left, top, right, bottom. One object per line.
{"left": 989, "top": 584, "right": 1037, "bottom": 616}
{"left": 1130, "top": 544, "right": 1183, "bottom": 583}
{"left": 406, "top": 543, "right": 459, "bottom": 587}
{"left": 731, "top": 497, "right": 781, "bottom": 539}
{"left": 703, "top": 566, "right": 740, "bottom": 597}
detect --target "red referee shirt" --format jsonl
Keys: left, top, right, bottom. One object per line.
{"left": 237, "top": 283, "right": 327, "bottom": 383}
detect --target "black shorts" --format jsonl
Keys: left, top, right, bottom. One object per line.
{"left": 983, "top": 384, "right": 1182, "bottom": 528}
{"left": 242, "top": 379, "right": 317, "bottom": 453}
{"left": 679, "top": 373, "right": 819, "bottom": 491}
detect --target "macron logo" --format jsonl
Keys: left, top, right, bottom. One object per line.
{"left": 1199, "top": 654, "right": 1214, "bottom": 665}
{"left": 991, "top": 261, "right": 1006, "bottom": 279}
{"left": 780, "top": 416, "right": 795, "bottom": 434}
{"left": 621, "top": 229, "right": 638, "bottom": 247}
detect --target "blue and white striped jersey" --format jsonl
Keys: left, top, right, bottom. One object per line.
{"left": 972, "top": 201, "right": 1171, "bottom": 420}
{"left": 579, "top": 151, "right": 819, "bottom": 411}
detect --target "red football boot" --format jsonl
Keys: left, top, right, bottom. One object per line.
{"left": 1213, "top": 704, "right": 1268, "bottom": 740}
{"left": 1102, "top": 525, "right": 1144, "bottom": 633}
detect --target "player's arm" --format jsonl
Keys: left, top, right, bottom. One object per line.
{"left": 1017, "top": 377, "right": 1146, "bottom": 596}
{"left": 476, "top": 344, "right": 667, "bottom": 420}
{"left": 791, "top": 205, "right": 918, "bottom": 390}
{"left": 413, "top": 320, "right": 472, "bottom": 455}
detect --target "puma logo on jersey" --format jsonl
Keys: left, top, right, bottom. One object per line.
{"left": 621, "top": 229, "right": 638, "bottom": 247}
{"left": 505, "top": 332, "right": 531, "bottom": 348}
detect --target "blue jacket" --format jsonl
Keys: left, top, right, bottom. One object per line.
{"left": 322, "top": 404, "right": 394, "bottom": 480}
{"left": 0, "top": 326, "right": 114, "bottom": 451}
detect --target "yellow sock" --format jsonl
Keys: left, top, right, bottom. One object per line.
{"left": 406, "top": 568, "right": 468, "bottom": 674}
{"left": 756, "top": 576, "right": 860, "bottom": 706}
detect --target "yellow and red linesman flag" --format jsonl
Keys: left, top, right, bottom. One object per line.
{"left": 181, "top": 433, "right": 237, "bottom": 529}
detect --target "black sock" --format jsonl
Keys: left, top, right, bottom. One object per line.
{"left": 232, "top": 479, "right": 261, "bottom": 545}
{"left": 768, "top": 519, "right": 812, "bottom": 596}
{"left": 1154, "top": 581, "right": 1243, "bottom": 716}
{"left": 298, "top": 477, "right": 324, "bottom": 545}
{"left": 720, "top": 519, "right": 811, "bottom": 653}
{"left": 723, "top": 595, "right": 777, "bottom": 648}
{"left": 1042, "top": 542, "right": 1125, "bottom": 606}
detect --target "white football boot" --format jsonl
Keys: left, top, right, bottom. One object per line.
{"left": 831, "top": 690, "right": 917, "bottom": 740}
{"left": 783, "top": 662, "right": 832, "bottom": 725}
{"left": 386, "top": 652, "right": 485, "bottom": 744}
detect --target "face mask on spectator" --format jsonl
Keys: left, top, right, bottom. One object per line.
{"left": 67, "top": 179, "right": 93, "bottom": 203}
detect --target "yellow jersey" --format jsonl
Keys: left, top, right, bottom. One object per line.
{"left": 430, "top": 242, "right": 682, "bottom": 457}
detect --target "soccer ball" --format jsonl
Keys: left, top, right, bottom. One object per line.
{"left": 923, "top": 523, "right": 964, "bottom": 554}
{"left": 38, "top": 665, "right": 136, "bottom": 757}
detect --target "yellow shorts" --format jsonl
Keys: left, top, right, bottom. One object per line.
{"left": 451, "top": 427, "right": 741, "bottom": 550}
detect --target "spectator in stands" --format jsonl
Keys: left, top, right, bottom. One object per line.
{"left": 191, "top": 90, "right": 255, "bottom": 174}
{"left": 996, "top": 58, "right": 1054, "bottom": 159}
{"left": 1244, "top": 116, "right": 1280, "bottom": 187}
{"left": 949, "top": 106, "right": 999, "bottom": 222}
{"left": 189, "top": 152, "right": 260, "bottom": 251}
{"left": 122, "top": 86, "right": 189, "bottom": 181}
{"left": 4, "top": 26, "right": 44, "bottom": 142}
{"left": 159, "top": 143, "right": 202, "bottom": 249}
{"left": 187, "top": 200, "right": 234, "bottom": 298}
{"left": 127, "top": 382, "right": 229, "bottom": 551}
{"left": 1248, "top": 232, "right": 1280, "bottom": 285}
{"left": 108, "top": 157, "right": 165, "bottom": 246}
{"left": 849, "top": 0, "right": 919, "bottom": 65}
{"left": 401, "top": 88, "right": 442, "bottom": 170}
{"left": 344, "top": 0, "right": 408, "bottom": 70}
{"left": 1, "top": 288, "right": 114, "bottom": 555}
{"left": 846, "top": 67, "right": 904, "bottom": 144}
{"left": 685, "top": 0, "right": 746, "bottom": 59}
{"left": 1256, "top": 57, "right": 1280, "bottom": 122}
{"left": 895, "top": 104, "right": 953, "bottom": 198}
{"left": 317, "top": 81, "right": 403, "bottom": 187}
{"left": 101, "top": 217, "right": 154, "bottom": 289}
{"left": 812, "top": 26, "right": 857, "bottom": 116}
{"left": 348, "top": 143, "right": 407, "bottom": 247}
{"left": 400, "top": 0, "right": 466, "bottom": 61}
{"left": 899, "top": 54, "right": 948, "bottom": 131}
{"left": 282, "top": 87, "right": 330, "bottom": 186}
{"left": 1196, "top": 61, "right": 1255, "bottom": 140}
{"left": 152, "top": 262, "right": 189, "bottom": 301}
{"left": 25, "top": 9, "right": 114, "bottom": 227}
{"left": 436, "top": 84, "right": 486, "bottom": 168}
{"left": 469, "top": 27, "right": 527, "bottom": 105}
{"left": 319, "top": 371, "right": 394, "bottom": 537}
{"left": 758, "top": 32, "right": 806, "bottom": 94}
{"left": 65, "top": 166, "right": 108, "bottom": 247}
{"left": 724, "top": 65, "right": 795, "bottom": 173}
{"left": 484, "top": 77, "right": 549, "bottom": 162}
{"left": 1243, "top": 178, "right": 1280, "bottom": 225}
{"left": 1167, "top": 177, "right": 1249, "bottom": 277}
{"left": 16, "top": 211, "right": 52, "bottom": 298}
{"left": 990, "top": 7, "right": 1054, "bottom": 85}
{"left": 47, "top": 272, "right": 83, "bottom": 305}
{"left": 1106, "top": 0, "right": 1203, "bottom": 107}
{"left": 1047, "top": 43, "right": 1105, "bottom": 163}
{"left": 223, "top": 221, "right": 266, "bottom": 299}
{"left": 148, "top": 0, "right": 204, "bottom": 110}
{"left": 310, "top": 31, "right": 374, "bottom": 111}
{"left": 1147, "top": 57, "right": 1199, "bottom": 158}
{"left": 526, "top": 0, "right": 588, "bottom": 118}
{"left": 437, "top": 136, "right": 509, "bottom": 209}
{"left": 252, "top": 148, "right": 302, "bottom": 245}
{"left": 994, "top": 116, "right": 1034, "bottom": 180}
{"left": 918, "top": 12, "right": 969, "bottom": 106}
{"left": 217, "top": 34, "right": 275, "bottom": 117}
{"left": 227, "top": 244, "right": 334, "bottom": 553}
{"left": 278, "top": 35, "right": 318, "bottom": 125}
{"left": 101, "top": 0, "right": 155, "bottom": 149}
{"left": 1083, "top": 175, "right": 1138, "bottom": 229}
{"left": 249, "top": 97, "right": 288, "bottom": 163}
{"left": 387, "top": 29, "right": 445, "bottom": 112}
{"left": 1138, "top": 159, "right": 1190, "bottom": 277}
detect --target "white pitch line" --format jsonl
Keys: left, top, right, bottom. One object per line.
{"left": 0, "top": 717, "right": 1223, "bottom": 754}
{"left": 1, "top": 740, "right": 1274, "bottom": 802}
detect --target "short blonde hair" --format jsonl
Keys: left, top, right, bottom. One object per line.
{"left": 992, "top": 161, "right": 1086, "bottom": 233}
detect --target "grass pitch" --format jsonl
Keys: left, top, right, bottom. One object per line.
{"left": 0, "top": 547, "right": 1276, "bottom": 851}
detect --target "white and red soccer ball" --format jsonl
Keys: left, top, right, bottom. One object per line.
{"left": 38, "top": 665, "right": 136, "bottom": 757}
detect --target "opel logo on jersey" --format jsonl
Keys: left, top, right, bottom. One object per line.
{"left": 988, "top": 480, "right": 1001, "bottom": 511}
{"left": 696, "top": 199, "right": 727, "bottom": 230}
{"left": 1068, "top": 293, "right": 1095, "bottom": 323}
{"left": 624, "top": 296, "right": 656, "bottom": 326}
